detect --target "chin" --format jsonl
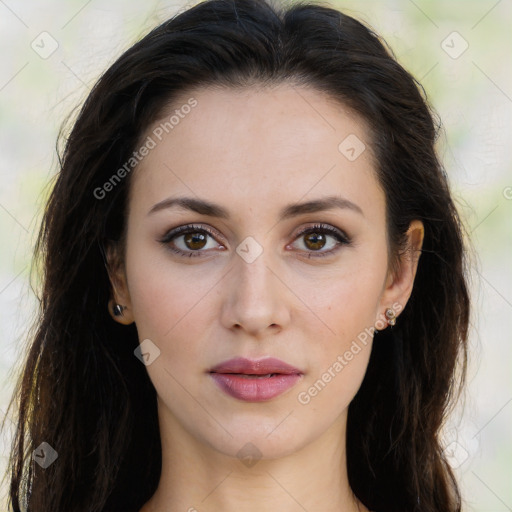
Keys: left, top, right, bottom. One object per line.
{"left": 212, "top": 432, "right": 309, "bottom": 463}
{"left": 200, "top": 414, "right": 321, "bottom": 462}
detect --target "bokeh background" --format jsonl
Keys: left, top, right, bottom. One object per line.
{"left": 0, "top": 0, "right": 511, "bottom": 510}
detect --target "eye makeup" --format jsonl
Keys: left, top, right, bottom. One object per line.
{"left": 157, "top": 222, "right": 352, "bottom": 259}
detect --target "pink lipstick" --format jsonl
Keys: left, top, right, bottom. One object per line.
{"left": 209, "top": 357, "right": 303, "bottom": 402}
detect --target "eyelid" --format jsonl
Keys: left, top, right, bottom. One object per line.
{"left": 286, "top": 223, "right": 351, "bottom": 258}
{"left": 159, "top": 223, "right": 224, "bottom": 244}
{"left": 158, "top": 222, "right": 351, "bottom": 258}
{"left": 292, "top": 223, "right": 350, "bottom": 243}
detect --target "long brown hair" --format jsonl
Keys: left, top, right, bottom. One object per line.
{"left": 2, "top": 0, "right": 470, "bottom": 510}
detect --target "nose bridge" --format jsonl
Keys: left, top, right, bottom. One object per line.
{"left": 221, "top": 240, "right": 289, "bottom": 333}
{"left": 233, "top": 245, "right": 276, "bottom": 306}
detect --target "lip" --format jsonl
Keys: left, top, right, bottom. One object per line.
{"left": 209, "top": 357, "right": 303, "bottom": 402}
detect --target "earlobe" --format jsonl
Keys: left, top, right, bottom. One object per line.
{"left": 108, "top": 298, "right": 134, "bottom": 325}
{"left": 103, "top": 241, "right": 134, "bottom": 325}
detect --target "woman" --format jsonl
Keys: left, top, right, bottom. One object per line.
{"left": 3, "top": 0, "right": 470, "bottom": 510}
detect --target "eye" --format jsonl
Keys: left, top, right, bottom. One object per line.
{"left": 158, "top": 224, "right": 225, "bottom": 258}
{"left": 289, "top": 223, "right": 351, "bottom": 258}
{"left": 158, "top": 223, "right": 351, "bottom": 259}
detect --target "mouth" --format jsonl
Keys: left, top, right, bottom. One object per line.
{"left": 208, "top": 357, "right": 303, "bottom": 402}
{"left": 221, "top": 373, "right": 280, "bottom": 378}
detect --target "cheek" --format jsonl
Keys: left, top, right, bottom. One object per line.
{"left": 125, "top": 239, "right": 220, "bottom": 342}
{"left": 294, "top": 296, "right": 376, "bottom": 417}
{"left": 310, "top": 249, "right": 388, "bottom": 342}
{"left": 124, "top": 251, "right": 218, "bottom": 407}
{"left": 295, "top": 249, "right": 387, "bottom": 405}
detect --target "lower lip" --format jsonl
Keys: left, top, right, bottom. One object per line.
{"left": 210, "top": 373, "right": 302, "bottom": 402}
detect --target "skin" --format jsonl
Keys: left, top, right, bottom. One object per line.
{"left": 106, "top": 83, "right": 424, "bottom": 512}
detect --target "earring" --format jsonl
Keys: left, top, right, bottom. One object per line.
{"left": 385, "top": 308, "right": 396, "bottom": 326}
{"left": 113, "top": 304, "right": 126, "bottom": 317}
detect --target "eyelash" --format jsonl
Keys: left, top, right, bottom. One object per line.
{"left": 158, "top": 223, "right": 351, "bottom": 259}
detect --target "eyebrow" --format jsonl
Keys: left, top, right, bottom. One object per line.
{"left": 147, "top": 194, "right": 364, "bottom": 219}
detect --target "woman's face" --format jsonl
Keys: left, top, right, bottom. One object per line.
{"left": 109, "top": 84, "right": 421, "bottom": 461}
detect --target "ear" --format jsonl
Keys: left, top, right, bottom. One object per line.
{"left": 378, "top": 220, "right": 424, "bottom": 322}
{"left": 104, "top": 240, "right": 134, "bottom": 325}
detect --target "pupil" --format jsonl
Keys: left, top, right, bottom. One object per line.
{"left": 182, "top": 231, "right": 327, "bottom": 251}
{"left": 185, "top": 232, "right": 207, "bottom": 250}
{"left": 306, "top": 232, "right": 325, "bottom": 250}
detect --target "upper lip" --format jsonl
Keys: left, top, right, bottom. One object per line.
{"left": 209, "top": 357, "right": 302, "bottom": 375}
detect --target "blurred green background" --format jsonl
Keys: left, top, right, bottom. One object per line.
{"left": 1, "top": 0, "right": 511, "bottom": 510}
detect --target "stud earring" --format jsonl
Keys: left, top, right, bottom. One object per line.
{"left": 385, "top": 308, "right": 396, "bottom": 326}
{"left": 113, "top": 304, "right": 126, "bottom": 317}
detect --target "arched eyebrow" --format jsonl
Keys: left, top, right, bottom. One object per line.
{"left": 147, "top": 194, "right": 364, "bottom": 219}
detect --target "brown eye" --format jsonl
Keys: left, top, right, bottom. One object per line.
{"left": 159, "top": 224, "right": 224, "bottom": 257}
{"left": 303, "top": 231, "right": 327, "bottom": 251}
{"left": 290, "top": 223, "right": 351, "bottom": 258}
{"left": 184, "top": 232, "right": 208, "bottom": 250}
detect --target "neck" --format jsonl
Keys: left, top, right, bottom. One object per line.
{"left": 140, "top": 400, "right": 366, "bottom": 512}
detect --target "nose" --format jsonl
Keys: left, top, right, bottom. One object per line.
{"left": 219, "top": 248, "right": 291, "bottom": 338}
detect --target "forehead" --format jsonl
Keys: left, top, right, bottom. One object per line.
{"left": 129, "top": 84, "right": 383, "bottom": 222}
